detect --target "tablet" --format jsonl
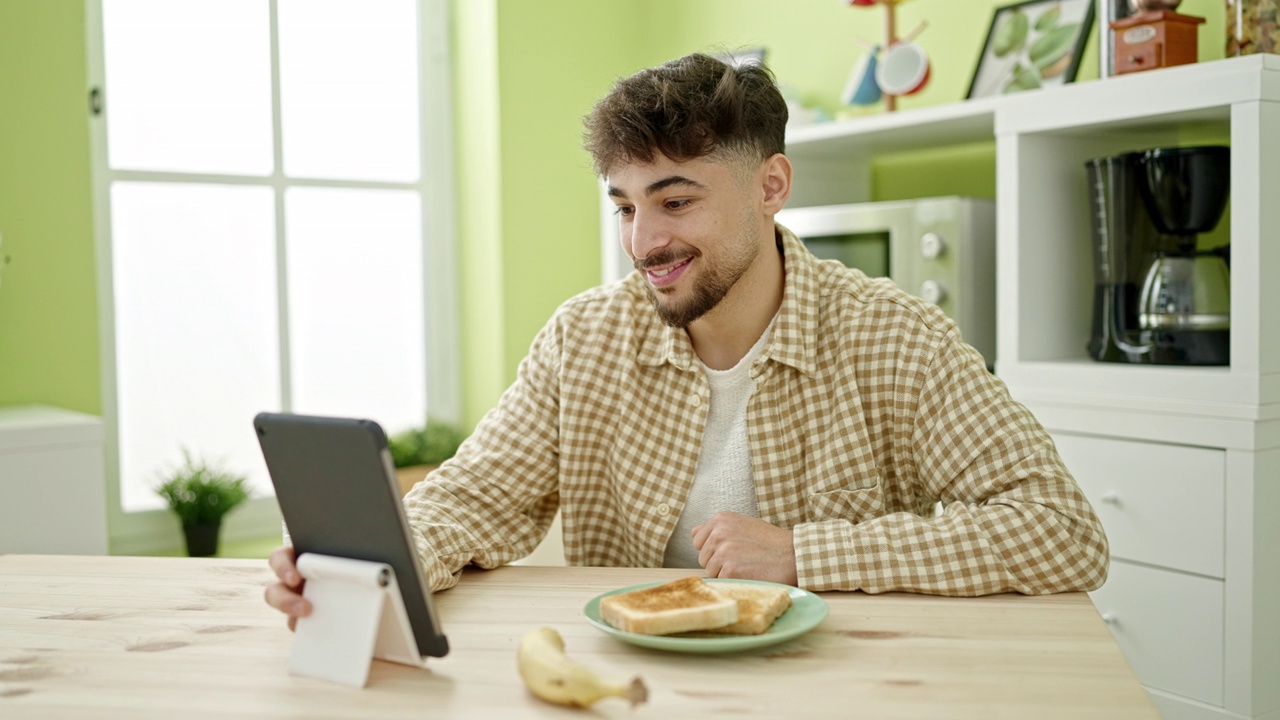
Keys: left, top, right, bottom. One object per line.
{"left": 253, "top": 412, "right": 449, "bottom": 659}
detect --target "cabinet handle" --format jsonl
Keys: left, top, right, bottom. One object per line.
{"left": 1101, "top": 613, "right": 1118, "bottom": 625}
{"left": 1100, "top": 491, "right": 1122, "bottom": 507}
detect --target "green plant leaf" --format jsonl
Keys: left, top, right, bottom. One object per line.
{"left": 1039, "top": 50, "right": 1073, "bottom": 79}
{"left": 389, "top": 419, "right": 468, "bottom": 468}
{"left": 1029, "top": 23, "right": 1080, "bottom": 69}
{"left": 388, "top": 430, "right": 421, "bottom": 468}
{"left": 1035, "top": 4, "right": 1061, "bottom": 31}
{"left": 154, "top": 449, "right": 250, "bottom": 525}
{"left": 1004, "top": 62, "right": 1043, "bottom": 94}
{"left": 993, "top": 10, "right": 1029, "bottom": 57}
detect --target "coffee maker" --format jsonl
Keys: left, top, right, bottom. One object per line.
{"left": 1086, "top": 145, "right": 1231, "bottom": 365}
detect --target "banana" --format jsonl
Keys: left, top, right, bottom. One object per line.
{"left": 517, "top": 626, "right": 648, "bottom": 708}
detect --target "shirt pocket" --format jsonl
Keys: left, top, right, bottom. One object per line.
{"left": 800, "top": 426, "right": 885, "bottom": 524}
{"left": 806, "top": 484, "right": 886, "bottom": 524}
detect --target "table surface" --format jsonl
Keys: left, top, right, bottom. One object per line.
{"left": 0, "top": 555, "right": 1157, "bottom": 719}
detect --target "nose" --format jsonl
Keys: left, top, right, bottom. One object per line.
{"left": 625, "top": 208, "right": 671, "bottom": 266}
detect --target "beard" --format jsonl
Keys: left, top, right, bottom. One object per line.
{"left": 637, "top": 231, "right": 759, "bottom": 328}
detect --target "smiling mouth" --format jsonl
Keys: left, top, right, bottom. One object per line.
{"left": 641, "top": 256, "right": 693, "bottom": 289}
{"left": 649, "top": 258, "right": 691, "bottom": 277}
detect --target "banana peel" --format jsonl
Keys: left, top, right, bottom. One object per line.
{"left": 517, "top": 627, "right": 648, "bottom": 708}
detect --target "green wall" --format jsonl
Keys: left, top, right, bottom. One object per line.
{"left": 452, "top": 0, "right": 506, "bottom": 429}
{"left": 0, "top": 0, "right": 1234, "bottom": 429}
{"left": 454, "top": 0, "right": 654, "bottom": 426}
{"left": 0, "top": 1, "right": 100, "bottom": 414}
{"left": 493, "top": 1, "right": 651, "bottom": 403}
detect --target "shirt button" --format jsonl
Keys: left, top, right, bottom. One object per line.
{"left": 657, "top": 503, "right": 671, "bottom": 517}
{"left": 690, "top": 393, "right": 702, "bottom": 407}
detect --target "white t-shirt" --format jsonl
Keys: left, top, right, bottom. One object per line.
{"left": 662, "top": 319, "right": 775, "bottom": 568}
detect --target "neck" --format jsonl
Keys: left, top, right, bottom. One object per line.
{"left": 687, "top": 232, "right": 785, "bottom": 371}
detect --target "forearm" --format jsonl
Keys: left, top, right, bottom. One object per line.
{"left": 402, "top": 318, "right": 567, "bottom": 590}
{"left": 404, "top": 463, "right": 559, "bottom": 592}
{"left": 804, "top": 330, "right": 1108, "bottom": 596}
{"left": 794, "top": 493, "right": 1108, "bottom": 595}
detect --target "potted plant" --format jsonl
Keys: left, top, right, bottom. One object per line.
{"left": 388, "top": 418, "right": 467, "bottom": 495}
{"left": 155, "top": 450, "right": 251, "bottom": 557}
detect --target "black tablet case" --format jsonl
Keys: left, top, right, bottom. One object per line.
{"left": 253, "top": 412, "right": 449, "bottom": 658}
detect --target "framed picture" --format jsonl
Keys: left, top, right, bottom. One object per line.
{"left": 967, "top": 0, "right": 1095, "bottom": 99}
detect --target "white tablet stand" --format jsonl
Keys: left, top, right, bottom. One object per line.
{"left": 289, "top": 553, "right": 426, "bottom": 687}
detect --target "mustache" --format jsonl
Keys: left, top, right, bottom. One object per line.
{"left": 634, "top": 249, "right": 697, "bottom": 271}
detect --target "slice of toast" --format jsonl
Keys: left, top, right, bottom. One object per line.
{"left": 705, "top": 582, "right": 793, "bottom": 635}
{"left": 600, "top": 576, "right": 738, "bottom": 636}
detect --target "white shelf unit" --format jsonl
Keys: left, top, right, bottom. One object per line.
{"left": 770, "top": 54, "right": 1278, "bottom": 720}
{"left": 994, "top": 55, "right": 1280, "bottom": 720}
{"left": 995, "top": 55, "right": 1280, "bottom": 412}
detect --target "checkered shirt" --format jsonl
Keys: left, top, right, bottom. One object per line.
{"left": 403, "top": 227, "right": 1109, "bottom": 596}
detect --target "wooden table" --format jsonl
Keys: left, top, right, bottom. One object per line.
{"left": 0, "top": 555, "right": 1157, "bottom": 719}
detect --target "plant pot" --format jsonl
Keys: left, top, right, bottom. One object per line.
{"left": 395, "top": 464, "right": 437, "bottom": 496}
{"left": 182, "top": 521, "right": 222, "bottom": 557}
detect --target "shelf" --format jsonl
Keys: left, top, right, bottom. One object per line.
{"left": 785, "top": 54, "right": 1278, "bottom": 164}
{"left": 997, "top": 359, "right": 1275, "bottom": 417}
{"left": 997, "top": 55, "right": 1279, "bottom": 136}
{"left": 787, "top": 95, "right": 1001, "bottom": 158}
{"left": 783, "top": 95, "right": 1001, "bottom": 207}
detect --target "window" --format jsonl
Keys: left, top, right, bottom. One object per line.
{"left": 88, "top": 0, "right": 456, "bottom": 547}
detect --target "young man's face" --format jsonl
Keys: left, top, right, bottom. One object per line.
{"left": 606, "top": 154, "right": 768, "bottom": 328}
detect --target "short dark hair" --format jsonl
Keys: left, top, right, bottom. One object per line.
{"left": 583, "top": 52, "right": 788, "bottom": 177}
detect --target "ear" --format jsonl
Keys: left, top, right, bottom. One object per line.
{"left": 759, "top": 153, "right": 792, "bottom": 215}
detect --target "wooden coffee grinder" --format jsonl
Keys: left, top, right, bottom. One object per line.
{"left": 1111, "top": 0, "right": 1204, "bottom": 75}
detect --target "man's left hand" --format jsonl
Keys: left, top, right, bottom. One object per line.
{"left": 691, "top": 511, "right": 798, "bottom": 586}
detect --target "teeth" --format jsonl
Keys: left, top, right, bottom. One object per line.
{"left": 649, "top": 259, "right": 687, "bottom": 278}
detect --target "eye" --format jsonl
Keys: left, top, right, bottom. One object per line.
{"left": 613, "top": 205, "right": 634, "bottom": 218}
{"left": 665, "top": 199, "right": 692, "bottom": 211}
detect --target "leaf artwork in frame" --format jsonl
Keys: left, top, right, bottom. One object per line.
{"left": 967, "top": 0, "right": 1095, "bottom": 99}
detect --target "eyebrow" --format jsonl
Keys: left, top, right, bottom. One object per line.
{"left": 607, "top": 174, "right": 709, "bottom": 199}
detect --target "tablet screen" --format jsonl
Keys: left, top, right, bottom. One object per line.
{"left": 253, "top": 412, "right": 449, "bottom": 659}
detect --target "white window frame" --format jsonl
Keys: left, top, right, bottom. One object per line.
{"left": 85, "top": 0, "right": 459, "bottom": 553}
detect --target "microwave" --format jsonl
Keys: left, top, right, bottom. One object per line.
{"left": 599, "top": 195, "right": 995, "bottom": 364}
{"left": 775, "top": 196, "right": 996, "bottom": 364}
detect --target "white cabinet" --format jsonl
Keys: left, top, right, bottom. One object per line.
{"left": 767, "top": 54, "right": 1279, "bottom": 720}
{"left": 1053, "top": 434, "right": 1225, "bottom": 578}
{"left": 0, "top": 405, "right": 107, "bottom": 554}
{"left": 1055, "top": 433, "right": 1228, "bottom": 707}
{"left": 1090, "top": 559, "right": 1226, "bottom": 707}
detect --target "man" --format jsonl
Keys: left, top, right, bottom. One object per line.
{"left": 266, "top": 52, "right": 1107, "bottom": 624}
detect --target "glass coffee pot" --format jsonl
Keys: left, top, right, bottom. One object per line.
{"left": 1139, "top": 246, "right": 1231, "bottom": 332}
{"left": 1135, "top": 146, "right": 1231, "bottom": 362}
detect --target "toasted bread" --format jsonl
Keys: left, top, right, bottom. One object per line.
{"left": 600, "top": 576, "right": 738, "bottom": 636}
{"left": 705, "top": 582, "right": 793, "bottom": 635}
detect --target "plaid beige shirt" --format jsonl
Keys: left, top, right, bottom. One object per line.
{"left": 404, "top": 227, "right": 1108, "bottom": 596}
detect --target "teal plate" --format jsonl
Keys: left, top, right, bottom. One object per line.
{"left": 582, "top": 578, "right": 828, "bottom": 654}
